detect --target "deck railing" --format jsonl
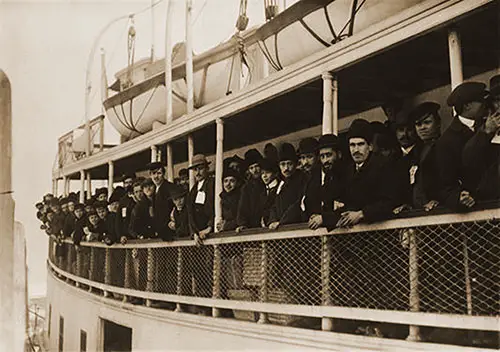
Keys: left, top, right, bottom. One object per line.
{"left": 47, "top": 208, "right": 499, "bottom": 342}
{"left": 56, "top": 115, "right": 107, "bottom": 169}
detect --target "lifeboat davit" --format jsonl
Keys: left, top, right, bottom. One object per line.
{"left": 103, "top": 0, "right": 426, "bottom": 139}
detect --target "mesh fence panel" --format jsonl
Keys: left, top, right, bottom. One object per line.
{"left": 329, "top": 229, "right": 409, "bottom": 310}
{"left": 51, "top": 218, "right": 499, "bottom": 320}
{"left": 154, "top": 247, "right": 178, "bottom": 294}
{"left": 418, "top": 220, "right": 499, "bottom": 316}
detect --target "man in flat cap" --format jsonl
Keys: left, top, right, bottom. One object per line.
{"left": 236, "top": 149, "right": 265, "bottom": 232}
{"left": 410, "top": 102, "right": 442, "bottom": 211}
{"left": 148, "top": 161, "right": 176, "bottom": 241}
{"left": 436, "top": 81, "right": 489, "bottom": 210}
{"left": 268, "top": 143, "right": 306, "bottom": 229}
{"left": 461, "top": 76, "right": 500, "bottom": 202}
{"left": 186, "top": 154, "right": 215, "bottom": 242}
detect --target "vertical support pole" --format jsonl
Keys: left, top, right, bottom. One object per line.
{"left": 462, "top": 234, "right": 473, "bottom": 315}
{"left": 332, "top": 75, "right": 339, "bottom": 136}
{"left": 104, "top": 248, "right": 111, "bottom": 297}
{"left": 188, "top": 135, "right": 195, "bottom": 188}
{"left": 151, "top": 145, "right": 158, "bottom": 163}
{"left": 99, "top": 116, "right": 104, "bottom": 152}
{"left": 185, "top": 0, "right": 194, "bottom": 114}
{"left": 79, "top": 171, "right": 85, "bottom": 203}
{"left": 212, "top": 245, "right": 222, "bottom": 317}
{"left": 88, "top": 247, "right": 95, "bottom": 292}
{"left": 86, "top": 172, "right": 92, "bottom": 200}
{"left": 258, "top": 242, "right": 269, "bottom": 324}
{"left": 321, "top": 236, "right": 334, "bottom": 331}
{"left": 166, "top": 144, "right": 174, "bottom": 183}
{"left": 406, "top": 228, "right": 421, "bottom": 341}
{"left": 146, "top": 248, "right": 154, "bottom": 307}
{"left": 448, "top": 28, "right": 463, "bottom": 90}
{"left": 322, "top": 72, "right": 334, "bottom": 135}
{"left": 53, "top": 179, "right": 59, "bottom": 197}
{"left": 108, "top": 161, "right": 114, "bottom": 192}
{"left": 123, "top": 249, "right": 131, "bottom": 302}
{"left": 52, "top": 179, "right": 56, "bottom": 197}
{"left": 175, "top": 247, "right": 184, "bottom": 312}
{"left": 214, "top": 118, "right": 224, "bottom": 232}
{"left": 62, "top": 176, "right": 68, "bottom": 197}
{"left": 164, "top": 0, "right": 173, "bottom": 125}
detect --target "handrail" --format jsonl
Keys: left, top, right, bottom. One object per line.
{"left": 69, "top": 207, "right": 499, "bottom": 249}
{"left": 58, "top": 115, "right": 104, "bottom": 143}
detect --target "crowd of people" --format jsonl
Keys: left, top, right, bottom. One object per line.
{"left": 37, "top": 76, "right": 500, "bottom": 247}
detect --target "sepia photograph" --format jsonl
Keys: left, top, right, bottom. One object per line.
{"left": 0, "top": 0, "right": 498, "bottom": 351}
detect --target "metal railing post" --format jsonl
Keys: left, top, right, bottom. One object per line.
{"left": 212, "top": 245, "right": 222, "bottom": 317}
{"left": 104, "top": 248, "right": 111, "bottom": 297}
{"left": 406, "top": 228, "right": 421, "bottom": 341}
{"left": 75, "top": 246, "right": 82, "bottom": 288}
{"left": 258, "top": 242, "right": 269, "bottom": 324}
{"left": 88, "top": 247, "right": 95, "bottom": 292}
{"left": 321, "top": 235, "right": 334, "bottom": 331}
{"left": 66, "top": 244, "right": 73, "bottom": 281}
{"left": 462, "top": 234, "right": 473, "bottom": 315}
{"left": 123, "top": 249, "right": 131, "bottom": 302}
{"left": 175, "top": 247, "right": 184, "bottom": 312}
{"left": 146, "top": 248, "right": 154, "bottom": 307}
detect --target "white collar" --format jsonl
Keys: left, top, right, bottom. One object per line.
{"left": 401, "top": 144, "right": 415, "bottom": 156}
{"left": 197, "top": 179, "right": 205, "bottom": 191}
{"left": 267, "top": 179, "right": 279, "bottom": 189}
{"left": 355, "top": 162, "right": 364, "bottom": 171}
{"left": 458, "top": 116, "right": 475, "bottom": 131}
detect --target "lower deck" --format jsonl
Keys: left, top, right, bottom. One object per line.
{"left": 45, "top": 209, "right": 499, "bottom": 351}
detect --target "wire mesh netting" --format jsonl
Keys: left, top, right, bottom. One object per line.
{"left": 49, "top": 218, "right": 499, "bottom": 320}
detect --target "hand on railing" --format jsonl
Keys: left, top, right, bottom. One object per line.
{"left": 308, "top": 214, "right": 323, "bottom": 230}
{"left": 336, "top": 211, "right": 364, "bottom": 228}
{"left": 423, "top": 200, "right": 439, "bottom": 212}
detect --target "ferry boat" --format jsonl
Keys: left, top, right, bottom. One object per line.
{"left": 46, "top": 0, "right": 498, "bottom": 351}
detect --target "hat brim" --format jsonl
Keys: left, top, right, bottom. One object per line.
{"left": 188, "top": 161, "right": 210, "bottom": 169}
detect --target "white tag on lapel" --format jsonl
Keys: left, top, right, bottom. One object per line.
{"left": 195, "top": 191, "right": 206, "bottom": 205}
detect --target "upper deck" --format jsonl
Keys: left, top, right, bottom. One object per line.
{"left": 51, "top": 0, "right": 496, "bottom": 182}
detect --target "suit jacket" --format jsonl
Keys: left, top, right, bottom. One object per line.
{"left": 71, "top": 217, "right": 88, "bottom": 245}
{"left": 301, "top": 166, "right": 323, "bottom": 220}
{"left": 172, "top": 206, "right": 190, "bottom": 238}
{"left": 261, "top": 180, "right": 279, "bottom": 227}
{"left": 269, "top": 171, "right": 306, "bottom": 225}
{"left": 118, "top": 195, "right": 136, "bottom": 237}
{"left": 435, "top": 117, "right": 475, "bottom": 210}
{"left": 153, "top": 181, "right": 176, "bottom": 241}
{"left": 392, "top": 142, "right": 423, "bottom": 207}
{"left": 62, "top": 213, "right": 77, "bottom": 238}
{"left": 412, "top": 141, "right": 441, "bottom": 208}
{"left": 129, "top": 197, "right": 155, "bottom": 239}
{"left": 462, "top": 127, "right": 500, "bottom": 202}
{"left": 220, "top": 188, "right": 241, "bottom": 231}
{"left": 48, "top": 212, "right": 65, "bottom": 236}
{"left": 187, "top": 177, "right": 215, "bottom": 235}
{"left": 237, "top": 178, "right": 266, "bottom": 228}
{"left": 102, "top": 213, "right": 119, "bottom": 245}
{"left": 338, "top": 153, "right": 398, "bottom": 223}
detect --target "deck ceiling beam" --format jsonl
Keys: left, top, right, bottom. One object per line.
{"left": 54, "top": 0, "right": 493, "bottom": 179}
